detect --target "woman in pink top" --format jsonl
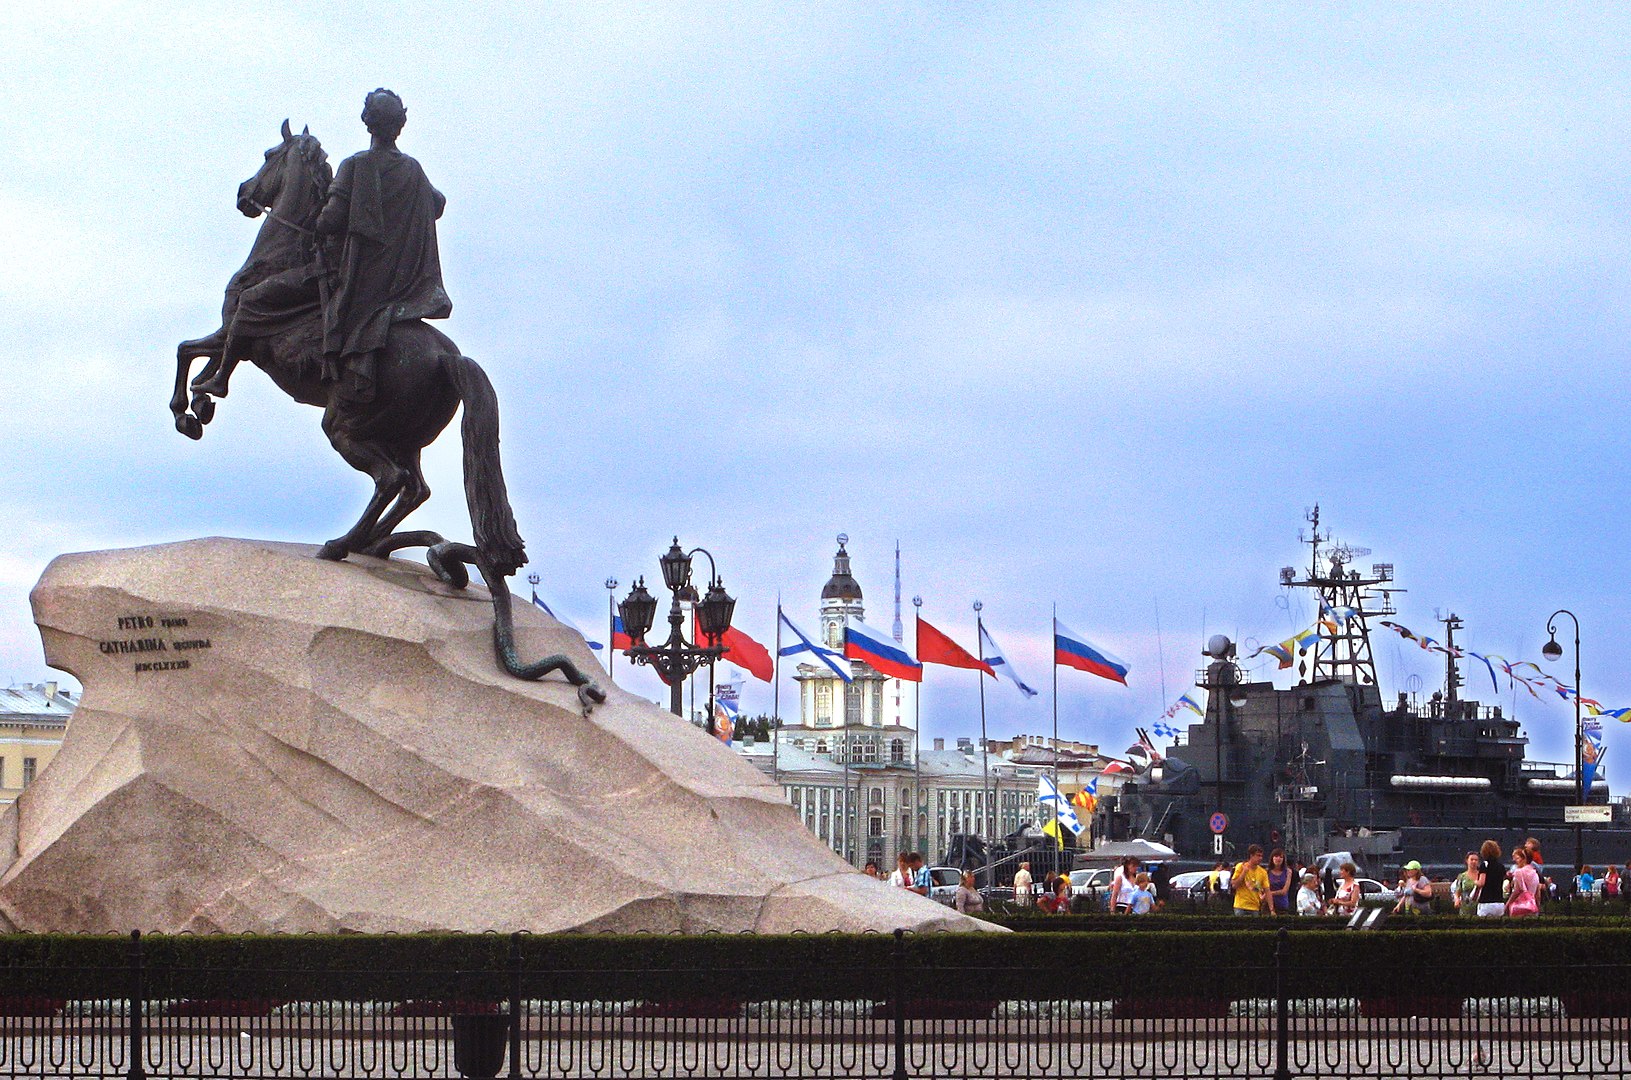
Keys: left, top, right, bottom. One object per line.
{"left": 1506, "top": 847, "right": 1541, "bottom": 918}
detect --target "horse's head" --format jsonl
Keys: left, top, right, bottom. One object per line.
{"left": 236, "top": 119, "right": 331, "bottom": 223}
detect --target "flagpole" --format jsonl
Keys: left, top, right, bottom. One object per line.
{"left": 773, "top": 599, "right": 782, "bottom": 786}
{"left": 842, "top": 700, "right": 851, "bottom": 867}
{"left": 913, "top": 597, "right": 923, "bottom": 856}
{"left": 975, "top": 600, "right": 990, "bottom": 842}
{"left": 606, "top": 578, "right": 618, "bottom": 676}
{"left": 1051, "top": 605, "right": 1059, "bottom": 768}
{"left": 1051, "top": 604, "right": 1060, "bottom": 843}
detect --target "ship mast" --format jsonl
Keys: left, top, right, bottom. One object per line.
{"left": 1280, "top": 505, "right": 1399, "bottom": 690}
{"left": 1439, "top": 612, "right": 1464, "bottom": 707}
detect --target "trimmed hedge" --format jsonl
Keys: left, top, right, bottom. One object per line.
{"left": 1, "top": 928, "right": 1626, "bottom": 1004}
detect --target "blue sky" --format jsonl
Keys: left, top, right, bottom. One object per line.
{"left": 3, "top": 3, "right": 1629, "bottom": 765}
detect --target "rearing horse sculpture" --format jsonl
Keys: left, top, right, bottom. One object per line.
{"left": 172, "top": 121, "right": 604, "bottom": 705}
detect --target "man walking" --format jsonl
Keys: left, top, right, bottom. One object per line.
{"left": 1013, "top": 861, "right": 1033, "bottom": 907}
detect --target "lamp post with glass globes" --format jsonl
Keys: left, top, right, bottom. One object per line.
{"left": 617, "top": 538, "right": 736, "bottom": 724}
{"left": 1542, "top": 609, "right": 1585, "bottom": 883}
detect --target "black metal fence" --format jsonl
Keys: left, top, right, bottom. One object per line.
{"left": 2, "top": 929, "right": 1628, "bottom": 1079}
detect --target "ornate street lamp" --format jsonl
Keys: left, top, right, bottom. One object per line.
{"left": 1543, "top": 609, "right": 1585, "bottom": 884}
{"left": 620, "top": 538, "right": 735, "bottom": 722}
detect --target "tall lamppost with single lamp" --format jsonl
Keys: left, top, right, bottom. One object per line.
{"left": 1542, "top": 609, "right": 1585, "bottom": 882}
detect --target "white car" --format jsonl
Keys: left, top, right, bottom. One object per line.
{"left": 1069, "top": 868, "right": 1116, "bottom": 907}
{"left": 926, "top": 865, "right": 964, "bottom": 905}
{"left": 1169, "top": 870, "right": 1220, "bottom": 899}
{"left": 1356, "top": 878, "right": 1399, "bottom": 905}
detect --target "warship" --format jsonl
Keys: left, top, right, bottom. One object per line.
{"left": 1105, "top": 507, "right": 1631, "bottom": 877}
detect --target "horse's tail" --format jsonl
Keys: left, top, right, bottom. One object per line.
{"left": 443, "top": 354, "right": 526, "bottom": 578}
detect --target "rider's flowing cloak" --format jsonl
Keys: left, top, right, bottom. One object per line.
{"left": 317, "top": 147, "right": 451, "bottom": 387}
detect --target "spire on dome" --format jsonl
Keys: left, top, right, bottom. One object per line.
{"left": 822, "top": 534, "right": 863, "bottom": 602}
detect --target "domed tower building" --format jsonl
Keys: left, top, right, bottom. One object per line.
{"left": 785, "top": 536, "right": 914, "bottom": 866}
{"left": 795, "top": 537, "right": 908, "bottom": 747}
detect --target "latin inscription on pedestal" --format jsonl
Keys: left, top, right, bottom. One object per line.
{"left": 97, "top": 614, "right": 211, "bottom": 673}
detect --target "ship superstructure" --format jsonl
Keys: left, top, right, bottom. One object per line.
{"left": 1107, "top": 508, "right": 1624, "bottom": 874}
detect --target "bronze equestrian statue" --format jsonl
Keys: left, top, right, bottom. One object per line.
{"left": 171, "top": 90, "right": 604, "bottom": 705}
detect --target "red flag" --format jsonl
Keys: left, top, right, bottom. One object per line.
{"left": 916, "top": 617, "right": 995, "bottom": 676}
{"left": 694, "top": 615, "right": 774, "bottom": 683}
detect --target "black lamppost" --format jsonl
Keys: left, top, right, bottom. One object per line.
{"left": 1542, "top": 609, "right": 1584, "bottom": 881}
{"left": 619, "top": 538, "right": 736, "bottom": 722}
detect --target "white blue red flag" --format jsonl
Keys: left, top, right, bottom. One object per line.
{"left": 1053, "top": 618, "right": 1129, "bottom": 684}
{"left": 844, "top": 619, "right": 923, "bottom": 682}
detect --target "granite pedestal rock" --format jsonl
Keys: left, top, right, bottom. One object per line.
{"left": 0, "top": 538, "right": 993, "bottom": 934}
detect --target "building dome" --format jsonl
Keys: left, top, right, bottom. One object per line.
{"left": 822, "top": 536, "right": 863, "bottom": 602}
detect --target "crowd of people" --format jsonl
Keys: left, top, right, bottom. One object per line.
{"left": 1447, "top": 838, "right": 1625, "bottom": 917}
{"left": 869, "top": 837, "right": 1631, "bottom": 919}
{"left": 1019, "top": 837, "right": 1631, "bottom": 918}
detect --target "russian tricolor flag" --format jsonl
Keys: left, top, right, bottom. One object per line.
{"left": 844, "top": 619, "right": 923, "bottom": 682}
{"left": 1054, "top": 618, "right": 1129, "bottom": 685}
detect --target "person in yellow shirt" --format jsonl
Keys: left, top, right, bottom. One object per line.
{"left": 1231, "top": 844, "right": 1270, "bottom": 916}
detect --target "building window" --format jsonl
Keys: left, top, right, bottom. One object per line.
{"left": 863, "top": 739, "right": 878, "bottom": 763}
{"left": 891, "top": 738, "right": 906, "bottom": 763}
{"left": 815, "top": 684, "right": 833, "bottom": 724}
{"left": 846, "top": 684, "right": 863, "bottom": 727}
{"left": 0, "top": 758, "right": 5, "bottom": 787}
{"left": 870, "top": 786, "right": 883, "bottom": 805}
{"left": 869, "top": 815, "right": 883, "bottom": 838}
{"left": 816, "top": 739, "right": 829, "bottom": 755}
{"left": 22, "top": 758, "right": 37, "bottom": 787}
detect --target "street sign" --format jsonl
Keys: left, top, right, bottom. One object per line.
{"left": 1209, "top": 812, "right": 1229, "bottom": 834}
{"left": 1213, "top": 833, "right": 1225, "bottom": 855}
{"left": 1565, "top": 805, "right": 1612, "bottom": 824}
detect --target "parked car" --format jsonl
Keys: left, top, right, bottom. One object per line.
{"left": 926, "top": 865, "right": 964, "bottom": 905}
{"left": 1069, "top": 868, "right": 1116, "bottom": 908}
{"left": 1355, "top": 878, "right": 1398, "bottom": 905}
{"left": 1168, "top": 870, "right": 1220, "bottom": 900}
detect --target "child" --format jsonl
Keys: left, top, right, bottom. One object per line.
{"left": 1129, "top": 872, "right": 1157, "bottom": 914}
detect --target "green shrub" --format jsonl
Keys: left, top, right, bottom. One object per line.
{"left": 1, "top": 927, "right": 1625, "bottom": 1004}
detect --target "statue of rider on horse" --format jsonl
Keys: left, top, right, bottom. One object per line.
{"left": 171, "top": 90, "right": 605, "bottom": 705}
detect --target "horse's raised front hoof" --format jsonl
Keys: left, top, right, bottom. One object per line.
{"left": 175, "top": 413, "right": 203, "bottom": 441}
{"left": 578, "top": 684, "right": 607, "bottom": 709}
{"left": 315, "top": 540, "right": 350, "bottom": 561}
{"left": 190, "top": 393, "right": 216, "bottom": 424}
{"left": 191, "top": 374, "right": 230, "bottom": 400}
